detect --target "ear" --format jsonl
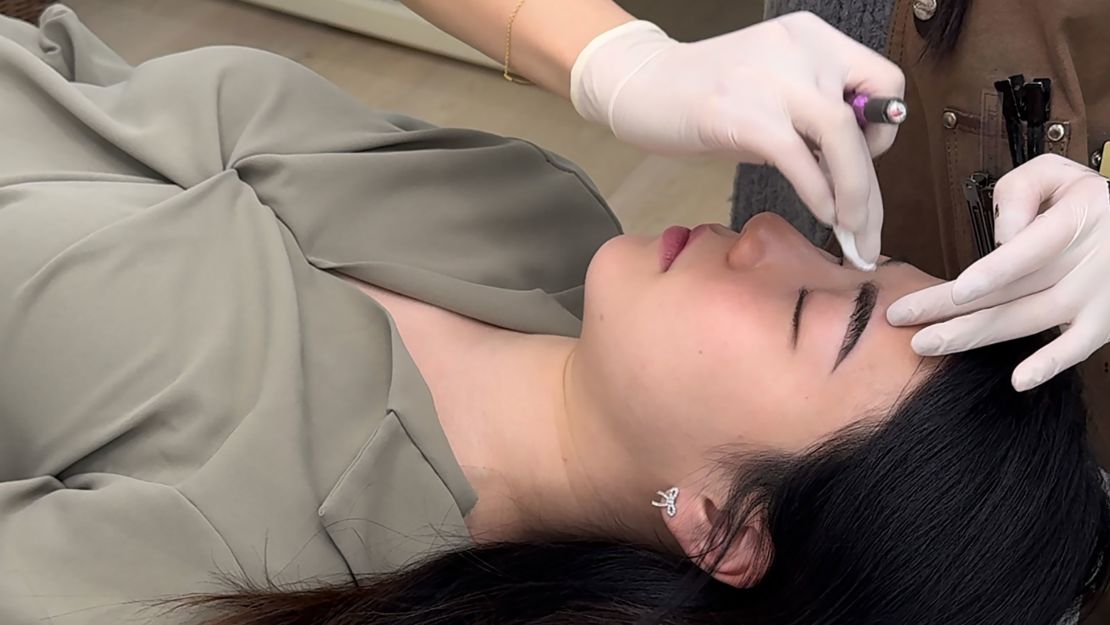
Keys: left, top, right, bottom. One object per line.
{"left": 661, "top": 490, "right": 772, "bottom": 588}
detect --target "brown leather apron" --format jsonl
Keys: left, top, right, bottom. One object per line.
{"left": 877, "top": 0, "right": 1110, "bottom": 472}
{"left": 878, "top": 3, "right": 1110, "bottom": 616}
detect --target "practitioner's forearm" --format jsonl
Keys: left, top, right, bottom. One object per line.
{"left": 401, "top": 0, "right": 634, "bottom": 97}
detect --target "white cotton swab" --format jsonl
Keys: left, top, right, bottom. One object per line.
{"left": 833, "top": 225, "right": 876, "bottom": 272}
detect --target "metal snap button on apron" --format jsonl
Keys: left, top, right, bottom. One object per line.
{"left": 1046, "top": 123, "right": 1067, "bottom": 142}
{"left": 1093, "top": 150, "right": 1104, "bottom": 169}
{"left": 942, "top": 111, "right": 958, "bottom": 129}
{"left": 913, "top": 0, "right": 938, "bottom": 21}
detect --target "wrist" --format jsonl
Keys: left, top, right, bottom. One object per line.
{"left": 570, "top": 20, "right": 676, "bottom": 125}
{"left": 507, "top": 1, "right": 635, "bottom": 97}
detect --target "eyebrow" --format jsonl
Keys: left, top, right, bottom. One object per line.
{"left": 833, "top": 281, "right": 879, "bottom": 371}
{"left": 790, "top": 257, "right": 900, "bottom": 356}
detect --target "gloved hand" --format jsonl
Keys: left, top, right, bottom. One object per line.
{"left": 887, "top": 154, "right": 1110, "bottom": 391}
{"left": 569, "top": 12, "right": 905, "bottom": 262}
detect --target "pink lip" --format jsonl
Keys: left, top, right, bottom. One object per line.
{"left": 660, "top": 225, "right": 692, "bottom": 271}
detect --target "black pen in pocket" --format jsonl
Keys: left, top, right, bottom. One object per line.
{"left": 1023, "top": 79, "right": 1052, "bottom": 161}
{"left": 995, "top": 76, "right": 1026, "bottom": 169}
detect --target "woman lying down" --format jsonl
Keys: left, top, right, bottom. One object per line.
{"left": 0, "top": 7, "right": 1106, "bottom": 625}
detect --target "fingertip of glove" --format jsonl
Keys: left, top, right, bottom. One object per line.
{"left": 886, "top": 305, "right": 914, "bottom": 325}
{"left": 1012, "top": 372, "right": 1039, "bottom": 392}
{"left": 910, "top": 331, "right": 943, "bottom": 356}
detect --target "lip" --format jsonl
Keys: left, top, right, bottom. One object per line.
{"left": 659, "top": 226, "right": 691, "bottom": 271}
{"left": 659, "top": 224, "right": 723, "bottom": 271}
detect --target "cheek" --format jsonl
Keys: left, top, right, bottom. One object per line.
{"left": 583, "top": 263, "right": 862, "bottom": 451}
{"left": 739, "top": 378, "right": 865, "bottom": 450}
{"left": 636, "top": 295, "right": 791, "bottom": 436}
{"left": 648, "top": 329, "right": 864, "bottom": 456}
{"left": 683, "top": 310, "right": 868, "bottom": 451}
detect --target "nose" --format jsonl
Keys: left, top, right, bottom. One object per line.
{"left": 727, "top": 212, "right": 816, "bottom": 269}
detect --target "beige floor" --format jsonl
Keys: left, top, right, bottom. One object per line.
{"left": 60, "top": 0, "right": 739, "bottom": 235}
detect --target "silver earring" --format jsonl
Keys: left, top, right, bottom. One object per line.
{"left": 651, "top": 486, "right": 679, "bottom": 517}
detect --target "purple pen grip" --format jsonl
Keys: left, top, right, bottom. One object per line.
{"left": 850, "top": 93, "right": 871, "bottom": 127}
{"left": 849, "top": 94, "right": 907, "bottom": 126}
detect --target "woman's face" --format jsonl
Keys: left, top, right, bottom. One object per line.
{"left": 578, "top": 213, "right": 943, "bottom": 470}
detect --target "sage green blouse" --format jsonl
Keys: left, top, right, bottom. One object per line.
{"left": 0, "top": 7, "right": 621, "bottom": 623}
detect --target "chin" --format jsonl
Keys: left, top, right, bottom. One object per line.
{"left": 581, "top": 235, "right": 645, "bottom": 320}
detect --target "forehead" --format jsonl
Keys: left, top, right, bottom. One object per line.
{"left": 842, "top": 316, "right": 928, "bottom": 402}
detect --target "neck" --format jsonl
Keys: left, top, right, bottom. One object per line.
{"left": 431, "top": 325, "right": 664, "bottom": 547}
{"left": 350, "top": 280, "right": 671, "bottom": 548}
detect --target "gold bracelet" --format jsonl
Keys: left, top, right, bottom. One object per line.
{"left": 503, "top": 0, "right": 534, "bottom": 85}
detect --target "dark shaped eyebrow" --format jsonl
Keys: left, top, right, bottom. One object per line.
{"left": 792, "top": 257, "right": 901, "bottom": 357}
{"left": 833, "top": 281, "right": 879, "bottom": 371}
{"left": 791, "top": 288, "right": 809, "bottom": 349}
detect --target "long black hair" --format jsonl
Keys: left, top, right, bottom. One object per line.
{"left": 176, "top": 331, "right": 1109, "bottom": 625}
{"left": 920, "top": 0, "right": 972, "bottom": 60}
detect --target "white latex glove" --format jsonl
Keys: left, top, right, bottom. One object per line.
{"left": 569, "top": 12, "right": 905, "bottom": 262}
{"left": 887, "top": 155, "right": 1110, "bottom": 391}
